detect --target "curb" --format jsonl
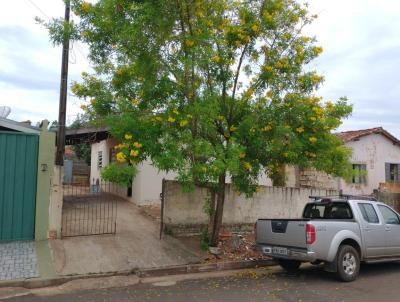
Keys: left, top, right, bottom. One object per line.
{"left": 0, "top": 259, "right": 276, "bottom": 290}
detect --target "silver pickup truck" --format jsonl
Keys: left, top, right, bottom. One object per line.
{"left": 255, "top": 196, "right": 400, "bottom": 281}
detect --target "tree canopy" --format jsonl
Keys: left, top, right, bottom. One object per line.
{"left": 45, "top": 0, "right": 352, "bottom": 245}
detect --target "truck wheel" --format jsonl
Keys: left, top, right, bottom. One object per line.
{"left": 336, "top": 245, "right": 360, "bottom": 282}
{"left": 278, "top": 259, "right": 301, "bottom": 273}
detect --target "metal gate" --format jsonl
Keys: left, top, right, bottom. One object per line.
{"left": 0, "top": 132, "right": 38, "bottom": 241}
{"left": 61, "top": 182, "right": 118, "bottom": 237}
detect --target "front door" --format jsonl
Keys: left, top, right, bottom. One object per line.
{"left": 377, "top": 205, "right": 400, "bottom": 257}
{"left": 357, "top": 203, "right": 387, "bottom": 258}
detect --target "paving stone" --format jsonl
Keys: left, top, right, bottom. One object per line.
{"left": 0, "top": 241, "right": 39, "bottom": 281}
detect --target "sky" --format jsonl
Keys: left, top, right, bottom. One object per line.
{"left": 0, "top": 0, "right": 399, "bottom": 137}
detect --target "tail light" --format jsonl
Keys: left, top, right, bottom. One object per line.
{"left": 306, "top": 223, "right": 316, "bottom": 244}
{"left": 254, "top": 221, "right": 257, "bottom": 242}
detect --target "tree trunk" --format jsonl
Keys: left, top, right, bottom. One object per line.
{"left": 209, "top": 174, "right": 226, "bottom": 247}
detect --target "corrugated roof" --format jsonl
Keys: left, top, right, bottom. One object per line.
{"left": 0, "top": 117, "right": 40, "bottom": 134}
{"left": 336, "top": 127, "right": 400, "bottom": 145}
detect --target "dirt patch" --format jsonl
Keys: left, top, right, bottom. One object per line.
{"left": 139, "top": 204, "right": 161, "bottom": 221}
{"left": 176, "top": 233, "right": 270, "bottom": 264}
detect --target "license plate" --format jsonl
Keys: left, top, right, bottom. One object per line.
{"left": 272, "top": 247, "right": 288, "bottom": 255}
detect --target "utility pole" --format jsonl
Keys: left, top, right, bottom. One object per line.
{"left": 55, "top": 0, "right": 71, "bottom": 166}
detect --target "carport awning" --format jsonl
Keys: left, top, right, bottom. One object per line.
{"left": 65, "top": 127, "right": 110, "bottom": 145}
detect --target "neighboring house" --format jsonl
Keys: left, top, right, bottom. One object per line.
{"left": 64, "top": 146, "right": 90, "bottom": 184}
{"left": 335, "top": 127, "right": 400, "bottom": 195}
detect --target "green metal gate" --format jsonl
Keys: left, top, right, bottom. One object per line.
{"left": 0, "top": 132, "right": 38, "bottom": 241}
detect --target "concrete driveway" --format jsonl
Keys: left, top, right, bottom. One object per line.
{"left": 50, "top": 200, "right": 199, "bottom": 275}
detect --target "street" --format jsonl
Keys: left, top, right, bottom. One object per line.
{"left": 5, "top": 262, "right": 400, "bottom": 302}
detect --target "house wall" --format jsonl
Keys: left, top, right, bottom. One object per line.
{"left": 299, "top": 168, "right": 339, "bottom": 190}
{"left": 340, "top": 134, "right": 400, "bottom": 195}
{"left": 163, "top": 180, "right": 338, "bottom": 234}
{"left": 90, "top": 139, "right": 277, "bottom": 206}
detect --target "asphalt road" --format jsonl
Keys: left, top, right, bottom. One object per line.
{"left": 6, "top": 262, "right": 400, "bottom": 302}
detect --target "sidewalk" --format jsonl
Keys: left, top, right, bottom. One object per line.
{"left": 50, "top": 200, "right": 199, "bottom": 276}
{"left": 0, "top": 240, "right": 55, "bottom": 282}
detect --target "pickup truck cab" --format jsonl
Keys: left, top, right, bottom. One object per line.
{"left": 255, "top": 196, "right": 400, "bottom": 281}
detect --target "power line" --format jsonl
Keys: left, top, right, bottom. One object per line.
{"left": 27, "top": 0, "right": 50, "bottom": 20}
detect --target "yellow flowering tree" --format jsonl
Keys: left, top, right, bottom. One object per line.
{"left": 45, "top": 0, "right": 352, "bottom": 247}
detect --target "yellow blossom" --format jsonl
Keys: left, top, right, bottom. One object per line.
{"left": 310, "top": 116, "right": 317, "bottom": 121}
{"left": 296, "top": 127, "right": 304, "bottom": 133}
{"left": 312, "top": 46, "right": 323, "bottom": 55}
{"left": 173, "top": 108, "right": 179, "bottom": 115}
{"left": 244, "top": 88, "right": 254, "bottom": 99}
{"left": 217, "top": 115, "right": 225, "bottom": 121}
{"left": 124, "top": 133, "right": 133, "bottom": 140}
{"left": 283, "top": 152, "right": 289, "bottom": 158}
{"left": 309, "top": 137, "right": 317, "bottom": 144}
{"left": 185, "top": 40, "right": 194, "bottom": 47}
{"left": 133, "top": 142, "right": 142, "bottom": 148}
{"left": 80, "top": 104, "right": 88, "bottom": 110}
{"left": 239, "top": 152, "right": 246, "bottom": 159}
{"left": 168, "top": 116, "right": 175, "bottom": 123}
{"left": 261, "top": 125, "right": 272, "bottom": 132}
{"left": 155, "top": 116, "right": 163, "bottom": 122}
{"left": 262, "top": 65, "right": 273, "bottom": 73}
{"left": 300, "top": 36, "right": 311, "bottom": 43}
{"left": 81, "top": 1, "right": 91, "bottom": 13}
{"left": 116, "top": 152, "right": 126, "bottom": 163}
{"left": 131, "top": 99, "right": 139, "bottom": 105}
{"left": 179, "top": 120, "right": 188, "bottom": 127}
{"left": 230, "top": 125, "right": 237, "bottom": 132}
{"left": 251, "top": 24, "right": 259, "bottom": 33}
{"left": 243, "top": 162, "right": 252, "bottom": 170}
{"left": 186, "top": 114, "right": 193, "bottom": 119}
{"left": 212, "top": 56, "right": 221, "bottom": 63}
{"left": 130, "top": 149, "right": 139, "bottom": 157}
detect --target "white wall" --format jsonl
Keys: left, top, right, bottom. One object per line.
{"left": 130, "top": 160, "right": 177, "bottom": 205}
{"left": 164, "top": 180, "right": 338, "bottom": 228}
{"left": 90, "top": 139, "right": 109, "bottom": 184}
{"left": 340, "top": 134, "right": 400, "bottom": 195}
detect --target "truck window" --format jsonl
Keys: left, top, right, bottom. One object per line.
{"left": 303, "top": 202, "right": 353, "bottom": 219}
{"left": 378, "top": 205, "right": 400, "bottom": 225}
{"left": 358, "top": 203, "right": 379, "bottom": 223}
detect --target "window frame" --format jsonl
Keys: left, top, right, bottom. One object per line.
{"left": 303, "top": 202, "right": 354, "bottom": 220}
{"left": 357, "top": 203, "right": 380, "bottom": 224}
{"left": 352, "top": 163, "right": 367, "bottom": 184}
{"left": 378, "top": 205, "right": 400, "bottom": 225}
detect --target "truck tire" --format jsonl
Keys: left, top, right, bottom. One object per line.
{"left": 336, "top": 245, "right": 360, "bottom": 282}
{"left": 278, "top": 259, "right": 301, "bottom": 273}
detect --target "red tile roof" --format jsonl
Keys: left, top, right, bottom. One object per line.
{"left": 336, "top": 127, "right": 400, "bottom": 145}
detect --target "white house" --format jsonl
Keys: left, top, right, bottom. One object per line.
{"left": 69, "top": 126, "right": 400, "bottom": 205}
{"left": 89, "top": 137, "right": 278, "bottom": 205}
{"left": 336, "top": 127, "right": 400, "bottom": 195}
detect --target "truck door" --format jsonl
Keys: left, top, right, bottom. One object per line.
{"left": 377, "top": 205, "right": 400, "bottom": 256}
{"left": 357, "top": 203, "right": 387, "bottom": 258}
